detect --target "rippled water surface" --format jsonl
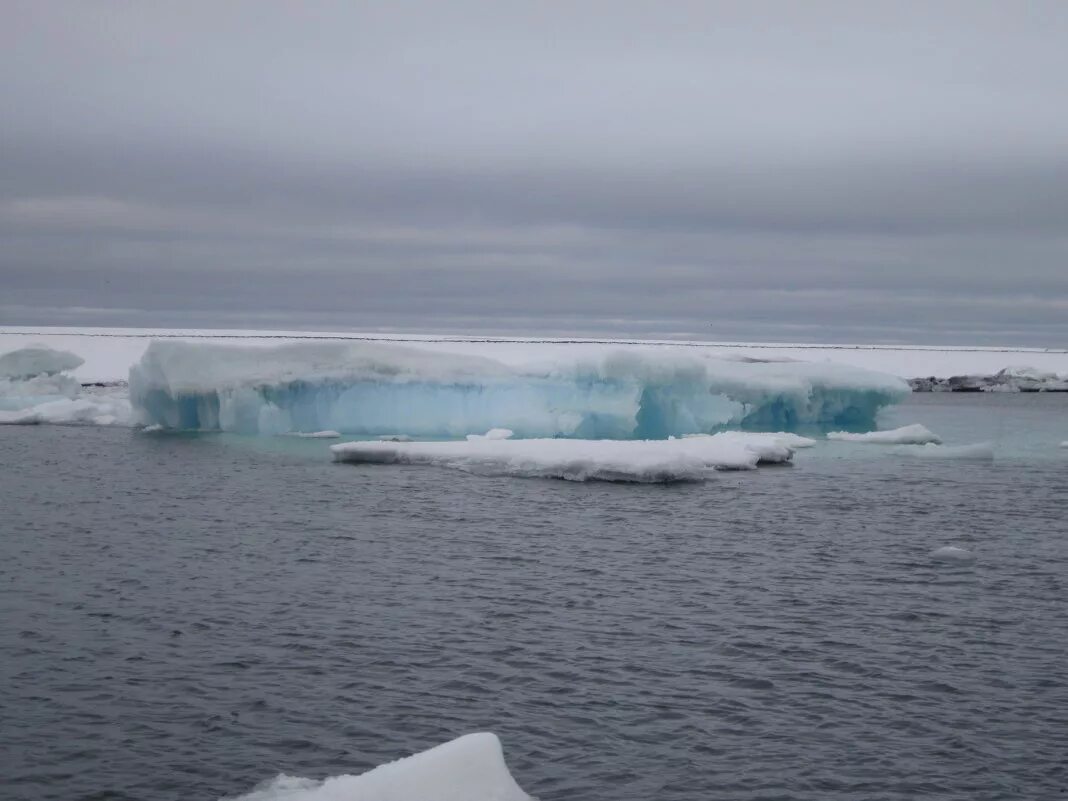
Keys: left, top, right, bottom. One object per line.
{"left": 3, "top": 394, "right": 1067, "bottom": 800}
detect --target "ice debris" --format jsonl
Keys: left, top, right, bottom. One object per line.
{"left": 826, "top": 424, "right": 941, "bottom": 445}
{"left": 891, "top": 442, "right": 994, "bottom": 460}
{"left": 331, "top": 432, "right": 797, "bottom": 482}
{"left": 130, "top": 339, "right": 908, "bottom": 437}
{"left": 930, "top": 546, "right": 976, "bottom": 564}
{"left": 224, "top": 732, "right": 530, "bottom": 801}
{"left": 283, "top": 430, "right": 342, "bottom": 439}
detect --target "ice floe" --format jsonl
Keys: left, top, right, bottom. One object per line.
{"left": 224, "top": 732, "right": 530, "bottom": 801}
{"left": 826, "top": 424, "right": 941, "bottom": 445}
{"left": 331, "top": 432, "right": 798, "bottom": 482}
{"left": 891, "top": 442, "right": 995, "bottom": 460}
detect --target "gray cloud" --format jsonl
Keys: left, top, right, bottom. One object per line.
{"left": 2, "top": 1, "right": 1068, "bottom": 344}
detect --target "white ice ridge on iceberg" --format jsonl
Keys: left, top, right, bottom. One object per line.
{"left": 826, "top": 423, "right": 941, "bottom": 445}
{"left": 330, "top": 432, "right": 799, "bottom": 482}
{"left": 0, "top": 344, "right": 132, "bottom": 426}
{"left": 130, "top": 340, "right": 908, "bottom": 437}
{"left": 223, "top": 732, "right": 530, "bottom": 801}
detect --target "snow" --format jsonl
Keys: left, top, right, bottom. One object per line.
{"left": 466, "top": 428, "right": 514, "bottom": 441}
{"left": 930, "top": 546, "right": 976, "bottom": 564}
{"left": 129, "top": 339, "right": 907, "bottom": 436}
{"left": 225, "top": 732, "right": 530, "bottom": 801}
{"left": 331, "top": 432, "right": 798, "bottom": 482}
{"left": 827, "top": 424, "right": 941, "bottom": 445}
{"left": 0, "top": 395, "right": 132, "bottom": 426}
{"left": 891, "top": 442, "right": 995, "bottom": 460}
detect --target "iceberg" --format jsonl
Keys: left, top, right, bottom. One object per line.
{"left": 225, "top": 732, "right": 530, "bottom": 801}
{"left": 130, "top": 340, "right": 908, "bottom": 437}
{"left": 0, "top": 344, "right": 132, "bottom": 426}
{"left": 826, "top": 423, "right": 941, "bottom": 445}
{"left": 331, "top": 432, "right": 798, "bottom": 482}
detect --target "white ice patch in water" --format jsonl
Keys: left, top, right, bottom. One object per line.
{"left": 826, "top": 423, "right": 941, "bottom": 445}
{"left": 891, "top": 442, "right": 994, "bottom": 460}
{"left": 283, "top": 430, "right": 342, "bottom": 439}
{"left": 130, "top": 339, "right": 908, "bottom": 437}
{"left": 466, "top": 427, "right": 514, "bottom": 441}
{"left": 331, "top": 432, "right": 796, "bottom": 482}
{"left": 930, "top": 546, "right": 976, "bottom": 564}
{"left": 140, "top": 423, "right": 166, "bottom": 433}
{"left": 223, "top": 732, "right": 530, "bottom": 801}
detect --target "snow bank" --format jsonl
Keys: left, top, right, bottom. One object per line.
{"left": 930, "top": 546, "right": 976, "bottom": 564}
{"left": 131, "top": 340, "right": 908, "bottom": 437}
{"left": 331, "top": 432, "right": 797, "bottom": 482}
{"left": 826, "top": 424, "right": 941, "bottom": 445}
{"left": 225, "top": 732, "right": 530, "bottom": 801}
{"left": 891, "top": 442, "right": 995, "bottom": 460}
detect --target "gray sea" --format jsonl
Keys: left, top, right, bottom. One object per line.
{"left": 2, "top": 393, "right": 1067, "bottom": 800}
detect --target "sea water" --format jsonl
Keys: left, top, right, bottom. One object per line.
{"left": 1, "top": 393, "right": 1067, "bottom": 800}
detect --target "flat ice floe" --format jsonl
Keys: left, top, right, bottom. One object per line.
{"left": 891, "top": 442, "right": 995, "bottom": 460}
{"left": 826, "top": 423, "right": 941, "bottom": 445}
{"left": 129, "top": 339, "right": 908, "bottom": 437}
{"left": 331, "top": 432, "right": 799, "bottom": 482}
{"left": 225, "top": 732, "right": 530, "bottom": 801}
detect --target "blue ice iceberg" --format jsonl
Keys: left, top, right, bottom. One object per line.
{"left": 129, "top": 340, "right": 909, "bottom": 437}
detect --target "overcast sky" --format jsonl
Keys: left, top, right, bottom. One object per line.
{"left": 3, "top": 1, "right": 1067, "bottom": 344}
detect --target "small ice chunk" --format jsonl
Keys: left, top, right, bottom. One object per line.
{"left": 225, "top": 732, "right": 530, "bottom": 801}
{"left": 827, "top": 423, "right": 941, "bottom": 445}
{"left": 283, "top": 430, "right": 342, "bottom": 439}
{"left": 930, "top": 546, "right": 976, "bottom": 564}
{"left": 465, "top": 427, "right": 515, "bottom": 441}
{"left": 892, "top": 442, "right": 994, "bottom": 460}
{"left": 141, "top": 423, "right": 166, "bottom": 433}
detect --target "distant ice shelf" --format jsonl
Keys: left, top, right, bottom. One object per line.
{"left": 129, "top": 340, "right": 908, "bottom": 437}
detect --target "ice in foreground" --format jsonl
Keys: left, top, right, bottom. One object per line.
{"left": 225, "top": 732, "right": 530, "bottom": 801}
{"left": 130, "top": 340, "right": 908, "bottom": 436}
{"left": 826, "top": 424, "right": 941, "bottom": 445}
{"left": 331, "top": 432, "right": 800, "bottom": 482}
{"left": 930, "top": 546, "right": 976, "bottom": 564}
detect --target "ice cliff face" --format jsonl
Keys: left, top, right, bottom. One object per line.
{"left": 129, "top": 340, "right": 909, "bottom": 437}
